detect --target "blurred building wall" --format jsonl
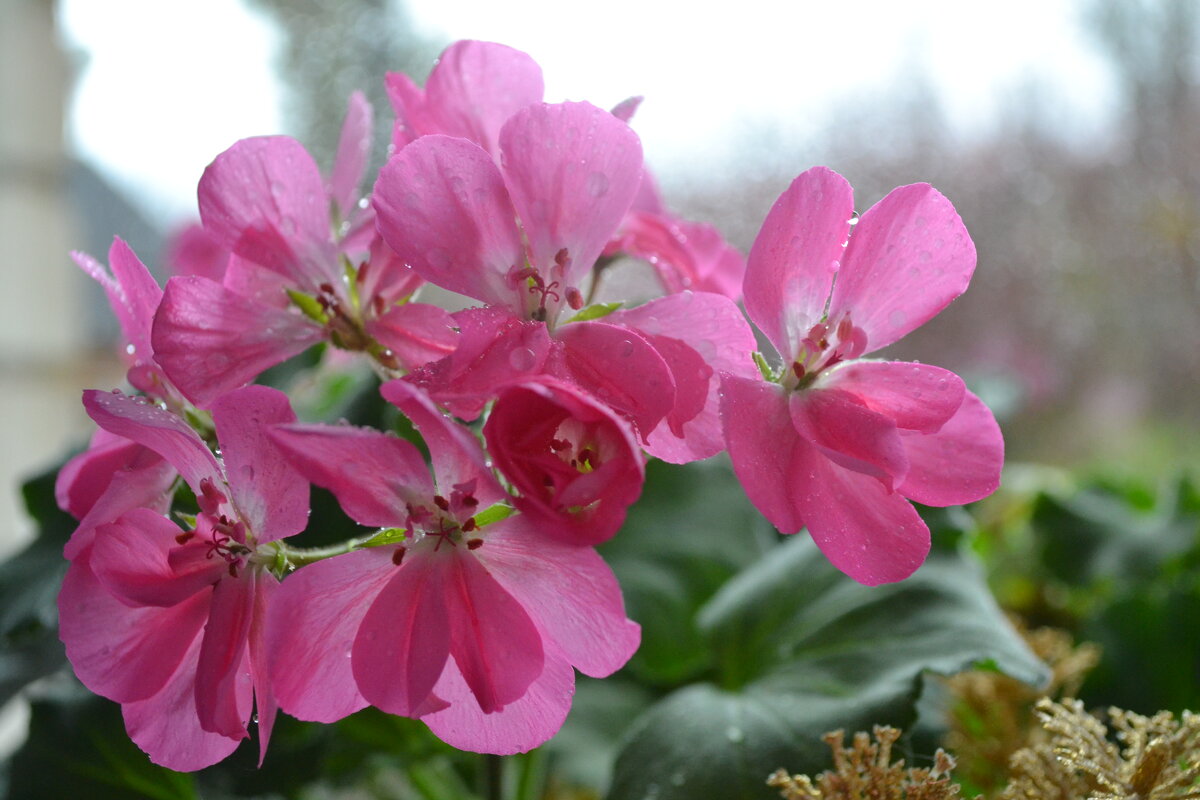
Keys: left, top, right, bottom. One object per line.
{"left": 0, "top": 0, "right": 114, "bottom": 559}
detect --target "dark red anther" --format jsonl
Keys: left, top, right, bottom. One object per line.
{"left": 462, "top": 494, "right": 478, "bottom": 508}
{"left": 175, "top": 531, "right": 195, "bottom": 545}
{"left": 462, "top": 517, "right": 478, "bottom": 532}
{"left": 792, "top": 361, "right": 806, "bottom": 380}
{"left": 549, "top": 437, "right": 570, "bottom": 452}
{"left": 566, "top": 287, "right": 584, "bottom": 310}
{"left": 392, "top": 546, "right": 407, "bottom": 566}
{"left": 577, "top": 447, "right": 597, "bottom": 467}
{"left": 372, "top": 295, "right": 386, "bottom": 316}
{"left": 319, "top": 282, "right": 336, "bottom": 296}
{"left": 554, "top": 248, "right": 571, "bottom": 268}
{"left": 227, "top": 562, "right": 240, "bottom": 578}
{"left": 466, "top": 538, "right": 484, "bottom": 550}
{"left": 433, "top": 495, "right": 450, "bottom": 511}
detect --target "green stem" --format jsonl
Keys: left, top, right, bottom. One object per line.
{"left": 486, "top": 754, "right": 504, "bottom": 800}
{"left": 271, "top": 534, "right": 377, "bottom": 568}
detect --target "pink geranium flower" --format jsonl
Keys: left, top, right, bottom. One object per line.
{"left": 374, "top": 100, "right": 753, "bottom": 459}
{"left": 58, "top": 386, "right": 307, "bottom": 770}
{"left": 266, "top": 380, "right": 639, "bottom": 754}
{"left": 721, "top": 167, "right": 1004, "bottom": 586}
{"left": 483, "top": 377, "right": 644, "bottom": 545}
{"left": 153, "top": 94, "right": 457, "bottom": 407}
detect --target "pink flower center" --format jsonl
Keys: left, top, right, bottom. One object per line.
{"left": 400, "top": 482, "right": 484, "bottom": 558}
{"left": 787, "top": 312, "right": 868, "bottom": 390}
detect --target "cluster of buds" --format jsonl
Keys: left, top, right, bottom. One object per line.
{"left": 55, "top": 40, "right": 1003, "bottom": 770}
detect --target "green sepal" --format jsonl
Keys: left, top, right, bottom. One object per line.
{"left": 286, "top": 288, "right": 330, "bottom": 324}
{"left": 472, "top": 503, "right": 515, "bottom": 528}
{"left": 342, "top": 255, "right": 361, "bottom": 312}
{"left": 566, "top": 301, "right": 623, "bottom": 323}
{"left": 751, "top": 351, "right": 778, "bottom": 382}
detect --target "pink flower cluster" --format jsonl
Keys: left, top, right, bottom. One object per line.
{"left": 56, "top": 40, "right": 1003, "bottom": 770}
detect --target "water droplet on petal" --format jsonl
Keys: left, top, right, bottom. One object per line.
{"left": 509, "top": 347, "right": 537, "bottom": 371}
{"left": 725, "top": 725, "right": 744, "bottom": 743}
{"left": 585, "top": 171, "right": 609, "bottom": 198}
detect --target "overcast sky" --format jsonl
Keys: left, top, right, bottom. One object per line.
{"left": 60, "top": 0, "right": 1115, "bottom": 225}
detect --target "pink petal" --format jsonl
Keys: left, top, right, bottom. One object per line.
{"left": 266, "top": 548, "right": 396, "bottom": 723}
{"left": 198, "top": 136, "right": 338, "bottom": 290}
{"left": 353, "top": 554, "right": 452, "bottom": 717}
{"left": 484, "top": 379, "right": 643, "bottom": 545}
{"left": 56, "top": 430, "right": 162, "bottom": 519}
{"left": 789, "top": 387, "right": 909, "bottom": 490}
{"left": 365, "top": 301, "right": 460, "bottom": 372}
{"left": 549, "top": 320, "right": 674, "bottom": 439}
{"left": 223, "top": 254, "right": 292, "bottom": 309}
{"left": 58, "top": 557, "right": 209, "bottom": 704}
{"left": 389, "top": 40, "right": 544, "bottom": 159}
{"left": 329, "top": 91, "right": 373, "bottom": 219}
{"left": 790, "top": 441, "right": 931, "bottom": 586}
{"left": 479, "top": 517, "right": 640, "bottom": 677}
{"left": 269, "top": 423, "right": 432, "bottom": 526}
{"left": 90, "top": 509, "right": 223, "bottom": 607}
{"left": 71, "top": 238, "right": 163, "bottom": 362}
{"left": 829, "top": 182, "right": 975, "bottom": 353}
{"left": 249, "top": 571, "right": 279, "bottom": 765}
{"left": 62, "top": 454, "right": 177, "bottom": 561}
{"left": 210, "top": 386, "right": 308, "bottom": 543}
{"left": 165, "top": 222, "right": 230, "bottom": 282}
{"left": 82, "top": 389, "right": 220, "bottom": 494}
{"left": 500, "top": 102, "right": 643, "bottom": 288}
{"left": 385, "top": 70, "right": 428, "bottom": 151}
{"left": 444, "top": 551, "right": 544, "bottom": 714}
{"left": 610, "top": 291, "right": 758, "bottom": 463}
{"left": 898, "top": 390, "right": 1004, "bottom": 507}
{"left": 122, "top": 634, "right": 248, "bottom": 771}
{"left": 818, "top": 361, "right": 966, "bottom": 434}
{"left": 195, "top": 574, "right": 255, "bottom": 738}
{"left": 720, "top": 374, "right": 807, "bottom": 534}
{"left": 743, "top": 167, "right": 854, "bottom": 358}
{"left": 404, "top": 306, "right": 552, "bottom": 421}
{"left": 380, "top": 380, "right": 506, "bottom": 507}
{"left": 610, "top": 95, "right": 643, "bottom": 123}
{"left": 153, "top": 275, "right": 324, "bottom": 407}
{"left": 610, "top": 212, "right": 746, "bottom": 299}
{"left": 421, "top": 648, "right": 574, "bottom": 755}
{"left": 373, "top": 135, "right": 525, "bottom": 307}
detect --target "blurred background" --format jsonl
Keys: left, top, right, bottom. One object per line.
{"left": 2, "top": 0, "right": 1198, "bottom": 564}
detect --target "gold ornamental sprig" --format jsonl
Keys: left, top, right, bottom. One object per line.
{"left": 767, "top": 725, "right": 968, "bottom": 800}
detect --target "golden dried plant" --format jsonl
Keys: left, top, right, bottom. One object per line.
{"left": 1000, "top": 697, "right": 1200, "bottom": 799}
{"left": 944, "top": 622, "right": 1101, "bottom": 793}
{"left": 767, "top": 725, "right": 968, "bottom": 800}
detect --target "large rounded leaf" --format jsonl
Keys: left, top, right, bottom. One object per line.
{"left": 609, "top": 536, "right": 1048, "bottom": 800}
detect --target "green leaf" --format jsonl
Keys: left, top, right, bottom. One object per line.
{"left": 0, "top": 468, "right": 75, "bottom": 705}
{"left": 608, "top": 537, "right": 1048, "bottom": 800}
{"left": 600, "top": 458, "right": 776, "bottom": 685}
{"left": 1032, "top": 475, "right": 1200, "bottom": 585}
{"left": 565, "top": 301, "right": 623, "bottom": 323}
